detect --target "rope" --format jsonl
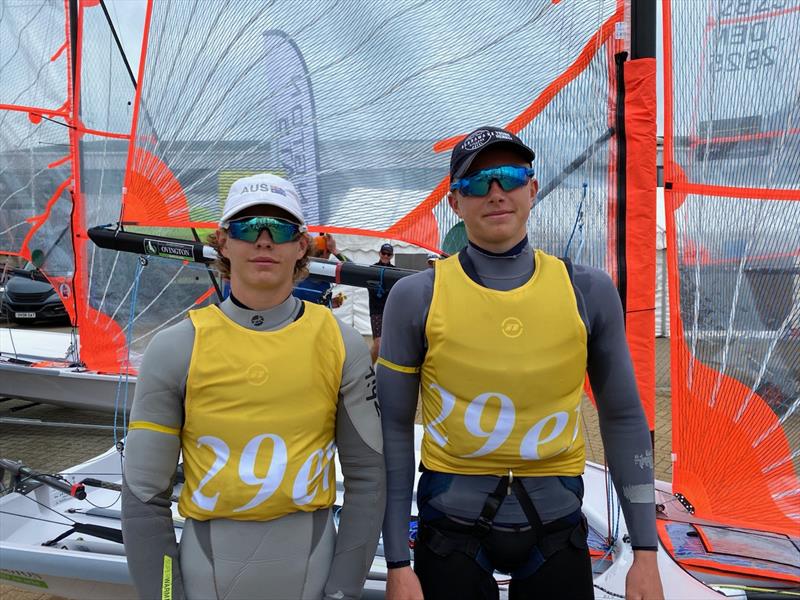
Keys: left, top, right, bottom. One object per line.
{"left": 113, "top": 257, "right": 145, "bottom": 453}
{"left": 713, "top": 584, "right": 800, "bottom": 597}
{"left": 593, "top": 582, "right": 626, "bottom": 598}
{"left": 0, "top": 510, "right": 76, "bottom": 528}
{"left": 563, "top": 182, "right": 588, "bottom": 258}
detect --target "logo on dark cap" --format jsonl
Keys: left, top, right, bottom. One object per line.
{"left": 251, "top": 314, "right": 264, "bottom": 327}
{"left": 462, "top": 129, "right": 493, "bottom": 151}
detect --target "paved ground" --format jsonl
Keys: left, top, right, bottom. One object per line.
{"left": 0, "top": 331, "right": 673, "bottom": 600}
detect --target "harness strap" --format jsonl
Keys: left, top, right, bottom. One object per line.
{"left": 472, "top": 475, "right": 509, "bottom": 538}
{"left": 417, "top": 472, "right": 587, "bottom": 567}
{"left": 418, "top": 523, "right": 484, "bottom": 562}
{"left": 510, "top": 477, "right": 544, "bottom": 531}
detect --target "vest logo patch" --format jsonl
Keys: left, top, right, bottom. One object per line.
{"left": 251, "top": 315, "right": 264, "bottom": 326}
{"left": 501, "top": 317, "right": 523, "bottom": 338}
{"left": 246, "top": 364, "right": 269, "bottom": 385}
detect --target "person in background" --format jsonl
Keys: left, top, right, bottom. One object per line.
{"left": 426, "top": 253, "right": 439, "bottom": 269}
{"left": 368, "top": 242, "right": 394, "bottom": 363}
{"left": 122, "top": 173, "right": 384, "bottom": 600}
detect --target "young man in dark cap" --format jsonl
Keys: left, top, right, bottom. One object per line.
{"left": 368, "top": 242, "right": 395, "bottom": 362}
{"left": 377, "top": 127, "right": 663, "bottom": 599}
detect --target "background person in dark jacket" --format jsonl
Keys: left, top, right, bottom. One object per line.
{"left": 368, "top": 242, "right": 394, "bottom": 362}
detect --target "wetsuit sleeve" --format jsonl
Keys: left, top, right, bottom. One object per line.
{"left": 375, "top": 270, "right": 433, "bottom": 564}
{"left": 576, "top": 265, "right": 658, "bottom": 549}
{"left": 324, "top": 321, "right": 386, "bottom": 600}
{"left": 121, "top": 320, "right": 192, "bottom": 600}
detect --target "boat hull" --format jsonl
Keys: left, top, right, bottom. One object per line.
{"left": 0, "top": 360, "right": 130, "bottom": 413}
{"left": 0, "top": 435, "right": 742, "bottom": 600}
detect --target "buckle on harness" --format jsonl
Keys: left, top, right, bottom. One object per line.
{"left": 474, "top": 513, "right": 494, "bottom": 537}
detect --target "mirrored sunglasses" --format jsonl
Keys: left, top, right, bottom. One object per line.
{"left": 450, "top": 165, "right": 535, "bottom": 197}
{"left": 226, "top": 216, "right": 306, "bottom": 244}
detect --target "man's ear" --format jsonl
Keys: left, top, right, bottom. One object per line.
{"left": 530, "top": 178, "right": 539, "bottom": 208}
{"left": 296, "top": 233, "right": 309, "bottom": 260}
{"left": 447, "top": 191, "right": 462, "bottom": 218}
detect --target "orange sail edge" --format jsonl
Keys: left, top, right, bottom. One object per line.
{"left": 402, "top": 7, "right": 625, "bottom": 256}
{"left": 429, "top": 6, "right": 622, "bottom": 157}
{"left": 670, "top": 333, "right": 799, "bottom": 536}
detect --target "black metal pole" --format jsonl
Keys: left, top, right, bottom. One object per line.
{"left": 615, "top": 51, "right": 628, "bottom": 318}
{"left": 631, "top": 0, "right": 657, "bottom": 59}
{"left": 87, "top": 225, "right": 418, "bottom": 292}
{"left": 69, "top": 0, "right": 78, "bottom": 87}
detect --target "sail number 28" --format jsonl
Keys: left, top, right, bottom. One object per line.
{"left": 191, "top": 435, "right": 335, "bottom": 513}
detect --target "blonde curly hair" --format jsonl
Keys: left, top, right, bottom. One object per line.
{"left": 207, "top": 230, "right": 313, "bottom": 283}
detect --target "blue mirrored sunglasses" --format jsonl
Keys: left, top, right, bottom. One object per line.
{"left": 226, "top": 216, "right": 306, "bottom": 244}
{"left": 450, "top": 165, "right": 535, "bottom": 197}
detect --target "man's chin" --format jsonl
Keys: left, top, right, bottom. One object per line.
{"left": 245, "top": 273, "right": 290, "bottom": 289}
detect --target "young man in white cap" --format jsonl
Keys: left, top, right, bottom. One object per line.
{"left": 378, "top": 127, "right": 663, "bottom": 599}
{"left": 122, "top": 173, "right": 385, "bottom": 599}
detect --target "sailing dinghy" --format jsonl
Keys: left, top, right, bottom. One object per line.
{"left": 1, "top": 427, "right": 746, "bottom": 600}
{"left": 0, "top": 0, "right": 797, "bottom": 597}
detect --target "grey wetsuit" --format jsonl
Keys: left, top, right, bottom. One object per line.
{"left": 122, "top": 295, "right": 385, "bottom": 600}
{"left": 378, "top": 241, "right": 657, "bottom": 566}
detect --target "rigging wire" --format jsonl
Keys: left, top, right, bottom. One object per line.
{"left": 84, "top": 490, "right": 122, "bottom": 511}
{"left": 0, "top": 510, "right": 77, "bottom": 528}
{"left": 98, "top": 0, "right": 138, "bottom": 90}
{"left": 113, "top": 257, "right": 145, "bottom": 453}
{"left": 3, "top": 473, "right": 81, "bottom": 526}
{"left": 592, "top": 582, "right": 625, "bottom": 599}
{"left": 564, "top": 182, "right": 589, "bottom": 259}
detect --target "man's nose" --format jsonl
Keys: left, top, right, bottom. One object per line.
{"left": 486, "top": 179, "right": 506, "bottom": 199}
{"left": 254, "top": 229, "right": 274, "bottom": 246}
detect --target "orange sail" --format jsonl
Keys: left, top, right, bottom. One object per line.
{"left": 664, "top": 0, "right": 799, "bottom": 534}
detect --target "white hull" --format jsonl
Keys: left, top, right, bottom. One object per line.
{"left": 0, "top": 328, "right": 134, "bottom": 413}
{"left": 0, "top": 427, "right": 744, "bottom": 600}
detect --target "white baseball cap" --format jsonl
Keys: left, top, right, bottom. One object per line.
{"left": 220, "top": 173, "right": 305, "bottom": 227}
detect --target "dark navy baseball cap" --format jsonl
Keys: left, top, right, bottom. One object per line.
{"left": 449, "top": 126, "right": 535, "bottom": 180}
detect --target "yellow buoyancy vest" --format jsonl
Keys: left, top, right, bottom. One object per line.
{"left": 420, "top": 250, "right": 588, "bottom": 476}
{"left": 179, "top": 303, "right": 345, "bottom": 521}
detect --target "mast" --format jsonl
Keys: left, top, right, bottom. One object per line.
{"left": 67, "top": 0, "right": 84, "bottom": 345}
{"left": 631, "top": 0, "right": 656, "bottom": 60}
{"left": 69, "top": 0, "right": 78, "bottom": 86}
{"left": 616, "top": 0, "right": 658, "bottom": 442}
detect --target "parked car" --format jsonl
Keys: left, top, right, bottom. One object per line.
{"left": 0, "top": 263, "right": 69, "bottom": 324}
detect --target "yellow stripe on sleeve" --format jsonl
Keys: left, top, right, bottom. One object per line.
{"left": 376, "top": 357, "right": 420, "bottom": 374}
{"left": 128, "top": 421, "right": 180, "bottom": 436}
